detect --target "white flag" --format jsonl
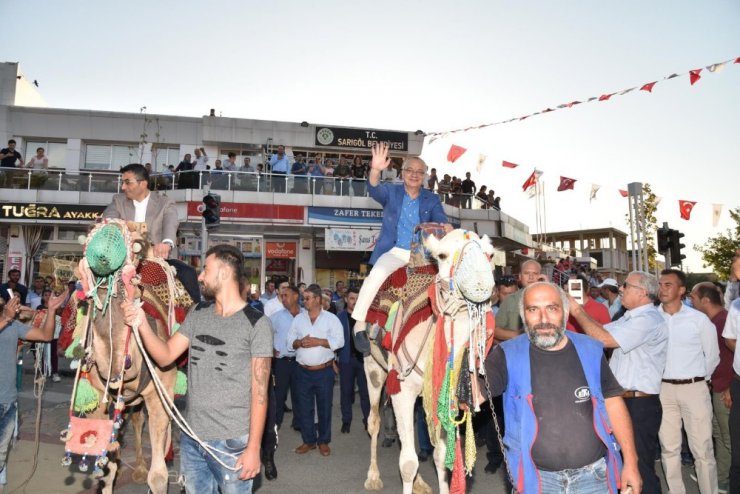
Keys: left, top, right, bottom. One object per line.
{"left": 713, "top": 204, "right": 723, "bottom": 227}
{"left": 477, "top": 153, "right": 487, "bottom": 173}
{"left": 589, "top": 184, "right": 601, "bottom": 201}
{"left": 654, "top": 196, "right": 662, "bottom": 207}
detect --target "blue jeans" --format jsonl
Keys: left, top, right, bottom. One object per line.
{"left": 179, "top": 433, "right": 253, "bottom": 494}
{"left": 538, "top": 457, "right": 608, "bottom": 493}
{"left": 415, "top": 398, "right": 432, "bottom": 453}
{"left": 0, "top": 401, "right": 17, "bottom": 486}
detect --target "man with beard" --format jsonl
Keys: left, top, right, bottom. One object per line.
{"left": 122, "top": 245, "right": 272, "bottom": 493}
{"left": 481, "top": 282, "right": 641, "bottom": 494}
{"left": 570, "top": 271, "right": 668, "bottom": 494}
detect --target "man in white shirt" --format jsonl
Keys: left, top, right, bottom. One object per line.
{"left": 264, "top": 280, "right": 288, "bottom": 317}
{"left": 26, "top": 277, "right": 47, "bottom": 310}
{"left": 193, "top": 147, "right": 209, "bottom": 173}
{"left": 658, "top": 268, "right": 720, "bottom": 494}
{"left": 287, "top": 284, "right": 343, "bottom": 457}
{"left": 103, "top": 163, "right": 179, "bottom": 258}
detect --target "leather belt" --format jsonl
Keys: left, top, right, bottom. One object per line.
{"left": 279, "top": 356, "right": 296, "bottom": 361}
{"left": 622, "top": 391, "right": 656, "bottom": 398}
{"left": 299, "top": 361, "right": 334, "bottom": 371}
{"left": 662, "top": 377, "right": 705, "bottom": 385}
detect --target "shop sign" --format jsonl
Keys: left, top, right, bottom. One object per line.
{"left": 315, "top": 127, "right": 408, "bottom": 151}
{"left": 0, "top": 203, "right": 104, "bottom": 221}
{"left": 324, "top": 228, "right": 380, "bottom": 251}
{"left": 7, "top": 256, "right": 22, "bottom": 271}
{"left": 186, "top": 202, "right": 304, "bottom": 224}
{"left": 266, "top": 259, "right": 288, "bottom": 271}
{"left": 265, "top": 242, "right": 296, "bottom": 259}
{"left": 308, "top": 207, "right": 383, "bottom": 226}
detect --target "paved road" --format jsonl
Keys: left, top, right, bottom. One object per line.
{"left": 6, "top": 351, "right": 703, "bottom": 493}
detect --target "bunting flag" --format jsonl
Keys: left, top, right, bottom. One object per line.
{"left": 589, "top": 184, "right": 601, "bottom": 201}
{"left": 447, "top": 145, "right": 467, "bottom": 163}
{"left": 654, "top": 196, "right": 663, "bottom": 207}
{"left": 426, "top": 56, "right": 738, "bottom": 136}
{"left": 557, "top": 176, "right": 577, "bottom": 192}
{"left": 476, "top": 153, "right": 487, "bottom": 172}
{"left": 689, "top": 69, "right": 702, "bottom": 85}
{"left": 502, "top": 160, "right": 519, "bottom": 168}
{"left": 619, "top": 189, "right": 629, "bottom": 198}
{"left": 679, "top": 200, "right": 697, "bottom": 220}
{"left": 522, "top": 169, "right": 540, "bottom": 192}
{"left": 713, "top": 204, "right": 723, "bottom": 227}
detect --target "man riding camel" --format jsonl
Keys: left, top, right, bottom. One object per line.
{"left": 352, "top": 142, "right": 452, "bottom": 354}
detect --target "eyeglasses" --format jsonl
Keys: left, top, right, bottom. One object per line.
{"left": 122, "top": 179, "right": 145, "bottom": 186}
{"left": 622, "top": 281, "right": 644, "bottom": 291}
{"left": 403, "top": 169, "right": 425, "bottom": 176}
{"left": 497, "top": 276, "right": 518, "bottom": 286}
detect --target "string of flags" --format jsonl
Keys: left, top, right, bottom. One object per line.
{"left": 426, "top": 56, "right": 739, "bottom": 138}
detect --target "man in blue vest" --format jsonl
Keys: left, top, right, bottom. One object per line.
{"left": 352, "top": 142, "right": 452, "bottom": 353}
{"left": 481, "top": 282, "right": 641, "bottom": 494}
{"left": 337, "top": 287, "right": 370, "bottom": 433}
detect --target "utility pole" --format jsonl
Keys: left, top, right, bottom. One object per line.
{"left": 627, "top": 182, "right": 649, "bottom": 272}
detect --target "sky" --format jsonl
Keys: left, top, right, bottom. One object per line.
{"left": 2, "top": 0, "right": 739, "bottom": 273}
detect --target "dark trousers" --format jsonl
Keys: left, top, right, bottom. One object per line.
{"left": 729, "top": 379, "right": 740, "bottom": 491}
{"left": 261, "top": 373, "right": 278, "bottom": 453}
{"left": 339, "top": 358, "right": 370, "bottom": 425}
{"left": 415, "top": 398, "right": 432, "bottom": 453}
{"left": 295, "top": 365, "right": 334, "bottom": 445}
{"left": 484, "top": 395, "right": 506, "bottom": 466}
{"left": 273, "top": 357, "right": 298, "bottom": 428}
{"left": 625, "top": 395, "right": 662, "bottom": 494}
{"left": 271, "top": 172, "right": 286, "bottom": 193}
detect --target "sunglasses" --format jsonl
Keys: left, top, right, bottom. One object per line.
{"left": 497, "top": 276, "right": 518, "bottom": 286}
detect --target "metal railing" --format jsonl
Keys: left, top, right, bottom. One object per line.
{"left": 0, "top": 168, "right": 500, "bottom": 209}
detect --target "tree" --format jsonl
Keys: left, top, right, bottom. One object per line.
{"left": 695, "top": 207, "right": 740, "bottom": 280}
{"left": 624, "top": 183, "right": 659, "bottom": 271}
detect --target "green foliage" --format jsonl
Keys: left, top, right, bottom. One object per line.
{"left": 695, "top": 207, "right": 740, "bottom": 280}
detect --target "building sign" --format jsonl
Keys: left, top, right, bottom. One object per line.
{"left": 187, "top": 202, "right": 304, "bottom": 224}
{"left": 325, "top": 228, "right": 379, "bottom": 251}
{"left": 308, "top": 207, "right": 383, "bottom": 226}
{"left": 315, "top": 127, "right": 408, "bottom": 151}
{"left": 265, "top": 242, "right": 297, "bottom": 259}
{"left": 0, "top": 203, "right": 104, "bottom": 221}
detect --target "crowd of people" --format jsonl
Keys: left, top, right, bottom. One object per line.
{"left": 426, "top": 168, "right": 501, "bottom": 209}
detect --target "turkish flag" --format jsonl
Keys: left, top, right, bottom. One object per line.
{"left": 502, "top": 160, "right": 519, "bottom": 169}
{"left": 557, "top": 176, "right": 576, "bottom": 191}
{"left": 447, "top": 145, "right": 466, "bottom": 163}
{"left": 640, "top": 81, "right": 657, "bottom": 92}
{"left": 598, "top": 93, "right": 614, "bottom": 101}
{"left": 735, "top": 57, "right": 740, "bottom": 64}
{"left": 522, "top": 170, "right": 538, "bottom": 192}
{"left": 689, "top": 69, "right": 702, "bottom": 85}
{"left": 679, "top": 200, "right": 697, "bottom": 220}
{"left": 619, "top": 189, "right": 629, "bottom": 198}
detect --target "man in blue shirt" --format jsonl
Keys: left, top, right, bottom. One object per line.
{"left": 269, "top": 285, "right": 303, "bottom": 430}
{"left": 337, "top": 288, "right": 370, "bottom": 434}
{"left": 352, "top": 142, "right": 451, "bottom": 353}
{"left": 269, "top": 145, "right": 290, "bottom": 193}
{"left": 1, "top": 293, "right": 64, "bottom": 489}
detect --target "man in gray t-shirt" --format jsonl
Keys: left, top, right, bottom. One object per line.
{"left": 123, "top": 245, "right": 272, "bottom": 494}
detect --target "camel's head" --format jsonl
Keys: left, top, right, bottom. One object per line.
{"left": 83, "top": 219, "right": 146, "bottom": 278}
{"left": 424, "top": 229, "right": 495, "bottom": 303}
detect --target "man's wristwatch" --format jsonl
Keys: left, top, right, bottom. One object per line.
{"left": 162, "top": 240, "right": 174, "bottom": 248}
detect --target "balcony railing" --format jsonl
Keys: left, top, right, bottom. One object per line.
{"left": 0, "top": 168, "right": 496, "bottom": 210}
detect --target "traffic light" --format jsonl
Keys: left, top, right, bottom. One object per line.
{"left": 202, "top": 193, "right": 221, "bottom": 228}
{"left": 656, "top": 227, "right": 671, "bottom": 253}
{"left": 669, "top": 229, "right": 686, "bottom": 266}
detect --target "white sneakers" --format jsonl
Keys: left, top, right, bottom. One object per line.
{"left": 52, "top": 373, "right": 61, "bottom": 382}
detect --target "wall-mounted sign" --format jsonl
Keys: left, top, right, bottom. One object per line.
{"left": 324, "top": 228, "right": 379, "bottom": 251}
{"left": 187, "top": 202, "right": 304, "bottom": 224}
{"left": 315, "top": 127, "right": 408, "bottom": 151}
{"left": 0, "top": 203, "right": 104, "bottom": 221}
{"left": 308, "top": 207, "right": 383, "bottom": 226}
{"left": 265, "top": 242, "right": 297, "bottom": 259}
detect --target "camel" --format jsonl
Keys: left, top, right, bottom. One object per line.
{"left": 363, "top": 227, "right": 495, "bottom": 494}
{"left": 62, "top": 219, "right": 194, "bottom": 494}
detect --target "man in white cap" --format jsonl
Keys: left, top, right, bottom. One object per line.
{"left": 599, "top": 278, "right": 623, "bottom": 320}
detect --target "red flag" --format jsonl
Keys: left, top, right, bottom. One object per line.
{"left": 522, "top": 170, "right": 537, "bottom": 191}
{"left": 502, "top": 160, "right": 519, "bottom": 169}
{"left": 598, "top": 93, "right": 614, "bottom": 101}
{"left": 640, "top": 81, "right": 657, "bottom": 92}
{"left": 557, "top": 176, "right": 577, "bottom": 191}
{"left": 689, "top": 69, "right": 702, "bottom": 85}
{"left": 447, "top": 145, "right": 466, "bottom": 163}
{"left": 619, "top": 189, "right": 629, "bottom": 197}
{"left": 735, "top": 57, "right": 740, "bottom": 64}
{"left": 679, "top": 200, "right": 697, "bottom": 220}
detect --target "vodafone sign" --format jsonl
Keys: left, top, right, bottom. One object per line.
{"left": 265, "top": 242, "right": 297, "bottom": 259}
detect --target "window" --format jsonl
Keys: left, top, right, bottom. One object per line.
{"left": 84, "top": 144, "right": 139, "bottom": 170}
{"left": 24, "top": 140, "right": 67, "bottom": 168}
{"left": 153, "top": 147, "right": 180, "bottom": 172}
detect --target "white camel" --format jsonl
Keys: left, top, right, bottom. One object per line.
{"left": 363, "top": 229, "right": 495, "bottom": 494}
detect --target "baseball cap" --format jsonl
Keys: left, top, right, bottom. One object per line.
{"left": 598, "top": 278, "right": 619, "bottom": 288}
